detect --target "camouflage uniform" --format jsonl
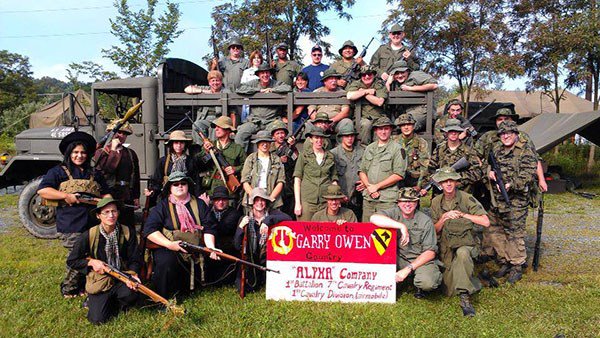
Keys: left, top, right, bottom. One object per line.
{"left": 429, "top": 142, "right": 482, "bottom": 193}
{"left": 433, "top": 114, "right": 473, "bottom": 146}
{"left": 393, "top": 115, "right": 430, "bottom": 190}
{"left": 431, "top": 182, "right": 487, "bottom": 296}
{"left": 346, "top": 72, "right": 389, "bottom": 144}
{"left": 485, "top": 122, "right": 537, "bottom": 268}
{"left": 359, "top": 118, "right": 407, "bottom": 222}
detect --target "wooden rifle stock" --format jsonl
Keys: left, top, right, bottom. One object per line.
{"left": 179, "top": 242, "right": 280, "bottom": 274}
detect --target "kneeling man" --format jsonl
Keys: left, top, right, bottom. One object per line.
{"left": 370, "top": 188, "right": 441, "bottom": 299}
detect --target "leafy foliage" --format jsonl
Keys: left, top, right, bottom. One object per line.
{"left": 102, "top": 0, "right": 183, "bottom": 76}
{"left": 0, "top": 99, "right": 50, "bottom": 137}
{"left": 66, "top": 61, "right": 119, "bottom": 91}
{"left": 0, "top": 50, "right": 36, "bottom": 114}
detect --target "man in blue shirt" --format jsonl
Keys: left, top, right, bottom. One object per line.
{"left": 302, "top": 45, "right": 329, "bottom": 91}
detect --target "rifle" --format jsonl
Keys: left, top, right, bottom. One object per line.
{"left": 532, "top": 193, "right": 544, "bottom": 271}
{"left": 275, "top": 117, "right": 309, "bottom": 160}
{"left": 185, "top": 113, "right": 241, "bottom": 193}
{"left": 211, "top": 25, "right": 219, "bottom": 60}
{"left": 422, "top": 157, "right": 470, "bottom": 191}
{"left": 97, "top": 260, "right": 184, "bottom": 315}
{"left": 463, "top": 99, "right": 497, "bottom": 138}
{"left": 97, "top": 100, "right": 144, "bottom": 149}
{"left": 42, "top": 192, "right": 136, "bottom": 209}
{"left": 139, "top": 192, "right": 154, "bottom": 281}
{"left": 179, "top": 242, "right": 279, "bottom": 274}
{"left": 240, "top": 193, "right": 250, "bottom": 299}
{"left": 407, "top": 26, "right": 433, "bottom": 53}
{"left": 342, "top": 37, "right": 374, "bottom": 82}
{"left": 488, "top": 151, "right": 511, "bottom": 205}
{"left": 265, "top": 31, "right": 273, "bottom": 66}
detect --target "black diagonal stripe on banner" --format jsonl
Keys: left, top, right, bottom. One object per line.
{"left": 372, "top": 231, "right": 389, "bottom": 250}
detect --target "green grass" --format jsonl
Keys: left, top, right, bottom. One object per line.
{"left": 0, "top": 195, "right": 599, "bottom": 337}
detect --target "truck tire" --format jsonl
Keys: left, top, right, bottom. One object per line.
{"left": 19, "top": 177, "right": 58, "bottom": 239}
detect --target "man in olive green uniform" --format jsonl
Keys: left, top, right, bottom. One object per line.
{"left": 307, "top": 69, "right": 352, "bottom": 127}
{"left": 346, "top": 66, "right": 389, "bottom": 144}
{"left": 302, "top": 112, "right": 333, "bottom": 150}
{"left": 433, "top": 100, "right": 474, "bottom": 146}
{"left": 386, "top": 60, "right": 438, "bottom": 131}
{"left": 331, "top": 121, "right": 365, "bottom": 220}
{"left": 268, "top": 120, "right": 296, "bottom": 216}
{"left": 312, "top": 184, "right": 358, "bottom": 224}
{"left": 273, "top": 42, "right": 302, "bottom": 87}
{"left": 371, "top": 188, "right": 442, "bottom": 299}
{"left": 329, "top": 40, "right": 367, "bottom": 89}
{"left": 370, "top": 23, "right": 420, "bottom": 83}
{"left": 431, "top": 167, "right": 490, "bottom": 316}
{"left": 485, "top": 121, "right": 538, "bottom": 284}
{"left": 200, "top": 116, "right": 246, "bottom": 195}
{"left": 358, "top": 117, "right": 407, "bottom": 222}
{"left": 429, "top": 119, "right": 482, "bottom": 193}
{"left": 236, "top": 63, "right": 292, "bottom": 150}
{"left": 211, "top": 38, "right": 248, "bottom": 92}
{"left": 393, "top": 114, "right": 429, "bottom": 194}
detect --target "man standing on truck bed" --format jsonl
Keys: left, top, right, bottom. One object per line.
{"left": 211, "top": 38, "right": 248, "bottom": 92}
{"left": 370, "top": 23, "right": 420, "bottom": 83}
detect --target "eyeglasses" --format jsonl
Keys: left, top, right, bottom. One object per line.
{"left": 172, "top": 181, "right": 188, "bottom": 187}
{"left": 312, "top": 53, "right": 322, "bottom": 57}
{"left": 100, "top": 210, "right": 119, "bottom": 216}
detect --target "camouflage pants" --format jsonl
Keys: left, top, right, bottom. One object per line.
{"left": 361, "top": 200, "right": 396, "bottom": 223}
{"left": 485, "top": 208, "right": 528, "bottom": 266}
{"left": 441, "top": 246, "right": 482, "bottom": 296}
{"left": 58, "top": 232, "right": 85, "bottom": 296}
{"left": 398, "top": 258, "right": 442, "bottom": 292}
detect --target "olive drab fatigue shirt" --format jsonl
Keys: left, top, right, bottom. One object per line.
{"left": 329, "top": 59, "right": 363, "bottom": 87}
{"left": 218, "top": 57, "right": 248, "bottom": 91}
{"left": 311, "top": 207, "right": 358, "bottom": 223}
{"left": 433, "top": 114, "right": 473, "bottom": 146}
{"left": 395, "top": 134, "right": 430, "bottom": 188}
{"left": 240, "top": 152, "right": 286, "bottom": 208}
{"left": 308, "top": 87, "right": 351, "bottom": 120}
{"left": 369, "top": 43, "right": 420, "bottom": 75}
{"left": 380, "top": 208, "right": 437, "bottom": 263}
{"left": 430, "top": 190, "right": 487, "bottom": 266}
{"left": 359, "top": 140, "right": 407, "bottom": 203}
{"left": 346, "top": 80, "right": 388, "bottom": 120}
{"left": 330, "top": 144, "right": 365, "bottom": 200}
{"left": 200, "top": 139, "right": 246, "bottom": 193}
{"left": 237, "top": 79, "right": 292, "bottom": 123}
{"left": 293, "top": 148, "right": 338, "bottom": 206}
{"left": 274, "top": 59, "right": 302, "bottom": 87}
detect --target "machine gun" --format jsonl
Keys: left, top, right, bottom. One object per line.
{"left": 463, "top": 99, "right": 497, "bottom": 138}
{"left": 532, "top": 193, "right": 544, "bottom": 271}
{"left": 342, "top": 37, "right": 375, "bottom": 82}
{"left": 97, "top": 100, "right": 144, "bottom": 150}
{"left": 422, "top": 157, "right": 470, "bottom": 191}
{"left": 488, "top": 151, "right": 511, "bottom": 205}
{"left": 185, "top": 113, "right": 241, "bottom": 193}
{"left": 274, "top": 118, "right": 310, "bottom": 161}
{"left": 97, "top": 260, "right": 184, "bottom": 315}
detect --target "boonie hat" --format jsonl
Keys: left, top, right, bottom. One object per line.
{"left": 166, "top": 130, "right": 192, "bottom": 144}
{"left": 390, "top": 60, "right": 411, "bottom": 74}
{"left": 249, "top": 187, "right": 274, "bottom": 204}
{"left": 441, "top": 118, "right": 465, "bottom": 133}
{"left": 338, "top": 40, "right": 358, "bottom": 56}
{"left": 432, "top": 167, "right": 461, "bottom": 183}
{"left": 59, "top": 131, "right": 97, "bottom": 155}
{"left": 211, "top": 185, "right": 234, "bottom": 200}
{"left": 211, "top": 116, "right": 236, "bottom": 131}
{"left": 322, "top": 184, "right": 347, "bottom": 200}
{"left": 397, "top": 187, "right": 420, "bottom": 202}
{"left": 321, "top": 68, "right": 342, "bottom": 81}
{"left": 254, "top": 62, "right": 276, "bottom": 76}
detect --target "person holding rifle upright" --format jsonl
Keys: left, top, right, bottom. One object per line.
{"left": 38, "top": 131, "right": 110, "bottom": 298}
{"left": 434, "top": 100, "right": 474, "bottom": 145}
{"left": 485, "top": 121, "right": 537, "bottom": 285}
{"left": 94, "top": 119, "right": 140, "bottom": 226}
{"left": 268, "top": 120, "right": 298, "bottom": 216}
{"left": 370, "top": 23, "right": 421, "bottom": 82}
{"left": 143, "top": 171, "right": 217, "bottom": 298}
{"left": 393, "top": 114, "right": 430, "bottom": 196}
{"left": 211, "top": 37, "right": 247, "bottom": 93}
{"left": 329, "top": 40, "right": 367, "bottom": 89}
{"left": 199, "top": 116, "right": 246, "bottom": 196}
{"left": 67, "top": 197, "right": 142, "bottom": 324}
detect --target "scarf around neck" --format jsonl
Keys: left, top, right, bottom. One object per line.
{"left": 99, "top": 224, "right": 120, "bottom": 269}
{"left": 168, "top": 193, "right": 201, "bottom": 233}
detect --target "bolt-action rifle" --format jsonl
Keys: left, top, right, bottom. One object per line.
{"left": 488, "top": 151, "right": 511, "bottom": 205}
{"left": 97, "top": 100, "right": 144, "bottom": 150}
{"left": 211, "top": 25, "right": 219, "bottom": 60}
{"left": 422, "top": 157, "right": 470, "bottom": 191}
{"left": 42, "top": 192, "right": 136, "bottom": 209}
{"left": 93, "top": 259, "right": 184, "bottom": 315}
{"left": 179, "top": 241, "right": 279, "bottom": 274}
{"left": 274, "top": 118, "right": 309, "bottom": 161}
{"left": 185, "top": 113, "right": 241, "bottom": 193}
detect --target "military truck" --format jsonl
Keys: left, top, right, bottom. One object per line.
{"left": 0, "top": 58, "right": 436, "bottom": 239}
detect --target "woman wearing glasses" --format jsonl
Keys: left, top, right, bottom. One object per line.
{"left": 143, "top": 171, "right": 217, "bottom": 298}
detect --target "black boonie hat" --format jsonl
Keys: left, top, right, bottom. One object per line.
{"left": 59, "top": 131, "right": 96, "bottom": 155}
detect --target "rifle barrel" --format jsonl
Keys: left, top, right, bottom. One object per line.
{"left": 180, "top": 242, "right": 280, "bottom": 273}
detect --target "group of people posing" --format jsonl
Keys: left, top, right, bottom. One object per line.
{"left": 37, "top": 23, "right": 547, "bottom": 323}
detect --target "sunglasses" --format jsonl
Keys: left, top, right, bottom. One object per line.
{"left": 230, "top": 45, "right": 242, "bottom": 50}
{"left": 172, "top": 181, "right": 188, "bottom": 187}
{"left": 391, "top": 31, "right": 403, "bottom": 35}
{"left": 116, "top": 130, "right": 129, "bottom": 135}
{"left": 312, "top": 53, "right": 322, "bottom": 57}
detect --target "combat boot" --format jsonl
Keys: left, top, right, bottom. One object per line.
{"left": 507, "top": 265, "right": 523, "bottom": 284}
{"left": 459, "top": 293, "right": 476, "bottom": 317}
{"left": 414, "top": 288, "right": 426, "bottom": 299}
{"left": 478, "top": 268, "right": 499, "bottom": 288}
{"left": 495, "top": 264, "right": 511, "bottom": 278}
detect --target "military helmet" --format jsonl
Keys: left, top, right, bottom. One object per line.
{"left": 336, "top": 121, "right": 359, "bottom": 136}
{"left": 227, "top": 37, "right": 243, "bottom": 50}
{"left": 390, "top": 60, "right": 411, "bottom": 74}
{"left": 268, "top": 120, "right": 289, "bottom": 135}
{"left": 441, "top": 118, "right": 464, "bottom": 132}
{"left": 252, "top": 130, "right": 274, "bottom": 144}
{"left": 396, "top": 114, "right": 416, "bottom": 126}
{"left": 432, "top": 167, "right": 461, "bottom": 183}
{"left": 276, "top": 42, "right": 289, "bottom": 50}
{"left": 497, "top": 120, "right": 519, "bottom": 134}
{"left": 372, "top": 116, "right": 395, "bottom": 128}
{"left": 493, "top": 107, "right": 520, "bottom": 120}
{"left": 338, "top": 40, "right": 358, "bottom": 56}
{"left": 306, "top": 128, "right": 328, "bottom": 138}
{"left": 313, "top": 112, "right": 332, "bottom": 123}
{"left": 397, "top": 187, "right": 420, "bottom": 202}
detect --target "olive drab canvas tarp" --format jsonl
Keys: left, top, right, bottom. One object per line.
{"left": 519, "top": 110, "right": 600, "bottom": 154}
{"left": 29, "top": 89, "right": 91, "bottom": 128}
{"left": 437, "top": 90, "right": 593, "bottom": 118}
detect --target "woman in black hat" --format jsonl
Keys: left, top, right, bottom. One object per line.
{"left": 38, "top": 131, "right": 110, "bottom": 298}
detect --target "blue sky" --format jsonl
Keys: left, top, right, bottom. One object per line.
{"left": 0, "top": 0, "right": 525, "bottom": 89}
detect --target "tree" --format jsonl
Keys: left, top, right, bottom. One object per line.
{"left": 209, "top": 0, "right": 355, "bottom": 63}
{"left": 102, "top": 0, "right": 183, "bottom": 76}
{"left": 384, "top": 0, "right": 523, "bottom": 114}
{"left": 66, "top": 61, "right": 119, "bottom": 90}
{"left": 34, "top": 76, "right": 69, "bottom": 95}
{"left": 0, "top": 50, "right": 36, "bottom": 114}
